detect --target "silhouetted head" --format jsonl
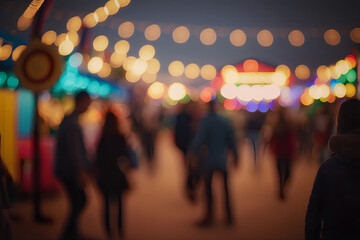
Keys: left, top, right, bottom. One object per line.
{"left": 103, "top": 112, "right": 119, "bottom": 135}
{"left": 74, "top": 91, "right": 91, "bottom": 114}
{"left": 337, "top": 99, "right": 360, "bottom": 134}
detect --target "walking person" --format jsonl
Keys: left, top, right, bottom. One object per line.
{"left": 306, "top": 99, "right": 360, "bottom": 240}
{"left": 54, "top": 91, "right": 92, "bottom": 240}
{"left": 192, "top": 100, "right": 238, "bottom": 226}
{"left": 95, "top": 111, "right": 131, "bottom": 239}
{"left": 269, "top": 107, "right": 297, "bottom": 200}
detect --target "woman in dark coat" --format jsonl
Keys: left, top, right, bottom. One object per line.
{"left": 96, "top": 112, "right": 131, "bottom": 238}
{"left": 305, "top": 99, "right": 360, "bottom": 240}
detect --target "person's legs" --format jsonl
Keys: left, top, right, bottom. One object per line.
{"left": 61, "top": 179, "right": 86, "bottom": 239}
{"left": 102, "top": 192, "right": 111, "bottom": 235}
{"left": 118, "top": 194, "right": 123, "bottom": 237}
{"left": 222, "top": 171, "right": 233, "bottom": 224}
{"left": 202, "top": 170, "right": 213, "bottom": 224}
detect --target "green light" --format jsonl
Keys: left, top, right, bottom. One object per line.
{"left": 346, "top": 69, "right": 356, "bottom": 83}
{"left": 179, "top": 94, "right": 191, "bottom": 103}
{"left": 338, "top": 75, "right": 346, "bottom": 83}
{"left": 0, "top": 72, "right": 7, "bottom": 86}
{"left": 7, "top": 76, "right": 19, "bottom": 90}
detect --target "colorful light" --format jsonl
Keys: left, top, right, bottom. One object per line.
{"left": 324, "top": 29, "right": 341, "bottom": 46}
{"left": 221, "top": 65, "right": 238, "bottom": 84}
{"left": 288, "top": 30, "right": 305, "bottom": 47}
{"left": 246, "top": 101, "right": 258, "bottom": 112}
{"left": 93, "top": 35, "right": 109, "bottom": 51}
{"left": 346, "top": 69, "right": 356, "bottom": 83}
{"left": 295, "top": 65, "right": 310, "bottom": 80}
{"left": 66, "top": 16, "right": 82, "bottom": 32}
{"left": 42, "top": 30, "right": 57, "bottom": 45}
{"left": 69, "top": 52, "right": 83, "bottom": 68}
{"left": 221, "top": 84, "right": 237, "bottom": 99}
{"left": 200, "top": 87, "right": 215, "bottom": 103}
{"left": 243, "top": 59, "right": 259, "bottom": 72}
{"left": 168, "top": 82, "right": 186, "bottom": 101}
{"left": 12, "top": 45, "right": 26, "bottom": 61}
{"left": 146, "top": 58, "right": 160, "bottom": 74}
{"left": 0, "top": 45, "right": 12, "bottom": 61}
{"left": 88, "top": 57, "right": 104, "bottom": 73}
{"left": 333, "top": 83, "right": 346, "bottom": 98}
{"left": 350, "top": 28, "right": 360, "bottom": 44}
{"left": 345, "top": 83, "right": 356, "bottom": 98}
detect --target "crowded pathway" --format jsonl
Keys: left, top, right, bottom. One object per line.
{"left": 10, "top": 129, "right": 319, "bottom": 240}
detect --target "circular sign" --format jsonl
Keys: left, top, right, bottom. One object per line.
{"left": 15, "top": 39, "right": 62, "bottom": 92}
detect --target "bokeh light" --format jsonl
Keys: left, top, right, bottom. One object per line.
{"left": 221, "top": 65, "right": 238, "bottom": 84}
{"left": 288, "top": 30, "right": 305, "bottom": 47}
{"left": 169, "top": 61, "right": 184, "bottom": 77}
{"left": 172, "top": 26, "right": 190, "bottom": 44}
{"left": 345, "top": 55, "right": 356, "bottom": 69}
{"left": 17, "top": 15, "right": 32, "bottom": 31}
{"left": 146, "top": 58, "right": 160, "bottom": 74}
{"left": 275, "top": 65, "right": 290, "bottom": 79}
{"left": 200, "top": 28, "right": 217, "bottom": 45}
{"left": 139, "top": 45, "right": 155, "bottom": 60}
{"left": 55, "top": 33, "right": 67, "bottom": 46}
{"left": 95, "top": 7, "right": 109, "bottom": 23}
{"left": 147, "top": 82, "right": 165, "bottom": 99}
{"left": 335, "top": 60, "right": 350, "bottom": 75}
{"left": 346, "top": 69, "right": 356, "bottom": 83}
{"left": 66, "top": 16, "right": 82, "bottom": 32}
{"left": 42, "top": 30, "right": 57, "bottom": 45}
{"left": 168, "top": 82, "right": 186, "bottom": 101}
{"left": 105, "top": 0, "right": 120, "bottom": 15}
{"left": 224, "top": 99, "right": 237, "bottom": 110}
{"left": 246, "top": 101, "right": 258, "bottom": 112}
{"left": 123, "top": 56, "right": 137, "bottom": 71}
{"left": 200, "top": 65, "right": 217, "bottom": 80}
{"left": 229, "top": 29, "right": 246, "bottom": 47}
{"left": 345, "top": 83, "right": 356, "bottom": 98}
{"left": 350, "top": 28, "right": 360, "bottom": 44}
{"left": 329, "top": 65, "right": 341, "bottom": 79}
{"left": 67, "top": 31, "right": 79, "bottom": 46}
{"left": 119, "top": 0, "right": 131, "bottom": 7}
{"left": 200, "top": 87, "right": 215, "bottom": 102}
{"left": 114, "top": 40, "right": 130, "bottom": 54}
{"left": 184, "top": 63, "right": 200, "bottom": 79}
{"left": 145, "top": 24, "right": 161, "bottom": 41}
{"left": 295, "top": 65, "right": 310, "bottom": 80}
{"left": 97, "top": 62, "right": 112, "bottom": 78}
{"left": 58, "top": 39, "right": 74, "bottom": 56}
{"left": 243, "top": 59, "right": 259, "bottom": 72}
{"left": 132, "top": 58, "right": 148, "bottom": 75}
{"left": 110, "top": 52, "right": 126, "bottom": 68}
{"left": 0, "top": 45, "right": 12, "bottom": 61}
{"left": 142, "top": 72, "right": 157, "bottom": 83}
{"left": 257, "top": 30, "right": 273, "bottom": 47}
{"left": 118, "top": 21, "right": 135, "bottom": 38}
{"left": 83, "top": 13, "right": 99, "bottom": 28}
{"left": 317, "top": 65, "right": 331, "bottom": 81}
{"left": 333, "top": 83, "right": 346, "bottom": 98}
{"left": 125, "top": 71, "right": 141, "bottom": 83}
{"left": 69, "top": 52, "right": 83, "bottom": 68}
{"left": 88, "top": 57, "right": 104, "bottom": 74}
{"left": 221, "top": 84, "right": 237, "bottom": 99}
{"left": 12, "top": 45, "right": 26, "bottom": 61}
{"left": 93, "top": 35, "right": 109, "bottom": 51}
{"left": 324, "top": 29, "right": 341, "bottom": 46}
{"left": 258, "top": 101, "right": 270, "bottom": 113}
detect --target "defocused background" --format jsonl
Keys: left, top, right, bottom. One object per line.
{"left": 0, "top": 0, "right": 359, "bottom": 239}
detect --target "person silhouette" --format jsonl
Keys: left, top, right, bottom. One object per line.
{"left": 192, "top": 100, "right": 238, "bottom": 226}
{"left": 54, "top": 91, "right": 91, "bottom": 240}
{"left": 306, "top": 99, "right": 360, "bottom": 240}
{"left": 95, "top": 111, "right": 131, "bottom": 239}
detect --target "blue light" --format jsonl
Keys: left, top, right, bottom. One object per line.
{"left": 88, "top": 81, "right": 100, "bottom": 94}
{"left": 246, "top": 101, "right": 258, "bottom": 112}
{"left": 258, "top": 101, "right": 269, "bottom": 113}
{"left": 99, "top": 84, "right": 111, "bottom": 97}
{"left": 330, "top": 79, "right": 338, "bottom": 89}
{"left": 270, "top": 100, "right": 277, "bottom": 111}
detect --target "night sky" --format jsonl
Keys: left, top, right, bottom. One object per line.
{"left": 0, "top": 0, "right": 359, "bottom": 87}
